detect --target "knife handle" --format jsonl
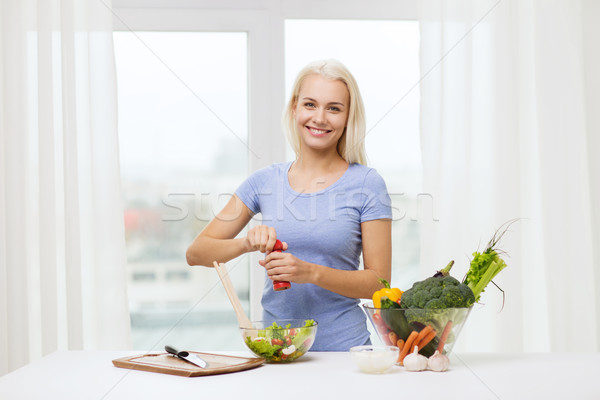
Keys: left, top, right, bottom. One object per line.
{"left": 165, "top": 345, "right": 189, "bottom": 357}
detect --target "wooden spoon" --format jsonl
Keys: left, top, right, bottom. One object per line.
{"left": 213, "top": 261, "right": 253, "bottom": 329}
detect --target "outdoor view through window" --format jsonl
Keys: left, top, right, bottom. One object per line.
{"left": 114, "top": 20, "right": 421, "bottom": 351}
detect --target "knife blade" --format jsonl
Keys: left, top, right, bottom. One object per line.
{"left": 165, "top": 345, "right": 208, "bottom": 368}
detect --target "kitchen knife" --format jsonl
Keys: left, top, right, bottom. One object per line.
{"left": 165, "top": 345, "right": 208, "bottom": 368}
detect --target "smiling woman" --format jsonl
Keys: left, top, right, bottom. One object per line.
{"left": 185, "top": 58, "right": 393, "bottom": 351}
{"left": 285, "top": 62, "right": 365, "bottom": 167}
{"left": 293, "top": 75, "right": 350, "bottom": 156}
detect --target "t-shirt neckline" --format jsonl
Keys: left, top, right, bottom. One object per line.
{"left": 284, "top": 161, "right": 353, "bottom": 197}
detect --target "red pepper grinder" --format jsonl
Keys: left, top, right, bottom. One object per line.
{"left": 272, "top": 239, "right": 291, "bottom": 291}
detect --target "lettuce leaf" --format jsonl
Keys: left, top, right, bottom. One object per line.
{"left": 244, "top": 337, "right": 280, "bottom": 358}
{"left": 292, "top": 319, "right": 316, "bottom": 351}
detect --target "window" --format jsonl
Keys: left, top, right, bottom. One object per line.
{"left": 112, "top": 1, "right": 420, "bottom": 351}
{"left": 114, "top": 31, "right": 250, "bottom": 351}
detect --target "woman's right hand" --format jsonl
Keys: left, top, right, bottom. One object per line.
{"left": 245, "top": 225, "right": 287, "bottom": 254}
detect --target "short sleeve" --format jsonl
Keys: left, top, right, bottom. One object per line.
{"left": 360, "top": 168, "right": 392, "bottom": 222}
{"left": 234, "top": 166, "right": 273, "bottom": 214}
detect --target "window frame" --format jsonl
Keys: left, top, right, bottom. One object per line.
{"left": 111, "top": 0, "right": 418, "bottom": 320}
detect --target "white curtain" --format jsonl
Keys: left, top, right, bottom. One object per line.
{"left": 0, "top": 0, "right": 131, "bottom": 375}
{"left": 418, "top": 0, "right": 600, "bottom": 352}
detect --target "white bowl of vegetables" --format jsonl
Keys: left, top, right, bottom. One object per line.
{"left": 241, "top": 319, "right": 317, "bottom": 363}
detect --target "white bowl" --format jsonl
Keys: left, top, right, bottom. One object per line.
{"left": 349, "top": 345, "right": 399, "bottom": 373}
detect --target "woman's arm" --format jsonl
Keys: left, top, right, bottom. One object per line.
{"left": 186, "top": 194, "right": 253, "bottom": 267}
{"left": 261, "top": 218, "right": 392, "bottom": 298}
{"left": 186, "top": 194, "right": 286, "bottom": 267}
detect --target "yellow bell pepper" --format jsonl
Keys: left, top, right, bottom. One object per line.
{"left": 372, "top": 279, "right": 403, "bottom": 308}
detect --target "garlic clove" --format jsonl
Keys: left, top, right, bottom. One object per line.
{"left": 428, "top": 350, "right": 450, "bottom": 372}
{"left": 403, "top": 346, "right": 428, "bottom": 371}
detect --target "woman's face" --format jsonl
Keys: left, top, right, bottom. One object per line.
{"left": 293, "top": 74, "right": 350, "bottom": 154}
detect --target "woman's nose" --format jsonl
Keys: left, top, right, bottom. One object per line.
{"left": 312, "top": 108, "right": 326, "bottom": 125}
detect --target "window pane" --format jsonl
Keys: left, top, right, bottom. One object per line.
{"left": 285, "top": 20, "right": 422, "bottom": 290}
{"left": 114, "top": 31, "right": 249, "bottom": 351}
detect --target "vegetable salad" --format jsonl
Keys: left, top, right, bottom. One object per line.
{"left": 244, "top": 320, "right": 316, "bottom": 362}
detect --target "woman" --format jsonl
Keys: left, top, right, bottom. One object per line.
{"left": 186, "top": 59, "right": 392, "bottom": 350}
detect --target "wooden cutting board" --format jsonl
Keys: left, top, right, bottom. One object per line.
{"left": 112, "top": 352, "right": 265, "bottom": 377}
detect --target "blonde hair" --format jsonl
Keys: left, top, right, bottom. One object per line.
{"left": 282, "top": 59, "right": 367, "bottom": 165}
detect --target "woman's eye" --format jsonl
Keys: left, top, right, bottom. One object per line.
{"left": 328, "top": 106, "right": 341, "bottom": 112}
{"left": 304, "top": 102, "right": 315, "bottom": 108}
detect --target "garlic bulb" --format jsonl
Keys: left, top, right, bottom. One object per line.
{"left": 403, "top": 346, "right": 428, "bottom": 371}
{"left": 428, "top": 350, "right": 450, "bottom": 372}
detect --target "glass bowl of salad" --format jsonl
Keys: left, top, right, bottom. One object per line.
{"left": 362, "top": 303, "right": 472, "bottom": 357}
{"left": 240, "top": 319, "right": 317, "bottom": 363}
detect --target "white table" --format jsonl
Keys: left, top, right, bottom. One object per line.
{"left": 0, "top": 351, "right": 597, "bottom": 399}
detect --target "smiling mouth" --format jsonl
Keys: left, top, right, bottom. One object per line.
{"left": 306, "top": 126, "right": 332, "bottom": 137}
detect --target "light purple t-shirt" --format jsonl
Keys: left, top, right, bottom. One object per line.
{"left": 235, "top": 162, "right": 392, "bottom": 351}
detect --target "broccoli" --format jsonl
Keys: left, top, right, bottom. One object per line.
{"left": 400, "top": 275, "right": 475, "bottom": 310}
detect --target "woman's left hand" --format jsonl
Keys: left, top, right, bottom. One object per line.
{"left": 259, "top": 251, "right": 313, "bottom": 284}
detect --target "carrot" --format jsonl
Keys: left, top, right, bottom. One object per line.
{"left": 395, "top": 339, "right": 405, "bottom": 363}
{"left": 396, "top": 338, "right": 405, "bottom": 352}
{"left": 388, "top": 331, "right": 398, "bottom": 346}
{"left": 398, "top": 331, "right": 418, "bottom": 364}
{"left": 414, "top": 325, "right": 434, "bottom": 348}
{"left": 437, "top": 320, "right": 454, "bottom": 353}
{"left": 382, "top": 329, "right": 393, "bottom": 345}
{"left": 415, "top": 330, "right": 437, "bottom": 351}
